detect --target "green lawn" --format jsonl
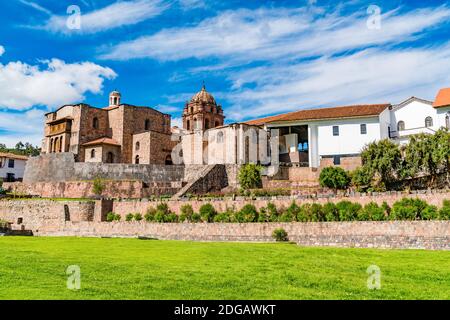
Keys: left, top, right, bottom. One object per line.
{"left": 0, "top": 237, "right": 448, "bottom": 300}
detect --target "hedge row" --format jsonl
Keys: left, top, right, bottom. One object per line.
{"left": 107, "top": 198, "right": 450, "bottom": 223}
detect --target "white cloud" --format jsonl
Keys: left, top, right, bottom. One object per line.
{"left": 155, "top": 104, "right": 182, "bottom": 113}
{"left": 224, "top": 45, "right": 450, "bottom": 121}
{"left": 0, "top": 109, "right": 45, "bottom": 147}
{"left": 0, "top": 46, "right": 4, "bottom": 57}
{"left": 0, "top": 58, "right": 116, "bottom": 110}
{"left": 19, "top": 0, "right": 52, "bottom": 15}
{"left": 101, "top": 5, "right": 450, "bottom": 61}
{"left": 40, "top": 0, "right": 170, "bottom": 34}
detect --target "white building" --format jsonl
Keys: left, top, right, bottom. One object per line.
{"left": 0, "top": 152, "right": 28, "bottom": 182}
{"left": 179, "top": 87, "right": 450, "bottom": 171}
{"left": 244, "top": 88, "right": 450, "bottom": 170}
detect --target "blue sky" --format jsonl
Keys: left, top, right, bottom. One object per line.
{"left": 0, "top": 0, "right": 449, "bottom": 147}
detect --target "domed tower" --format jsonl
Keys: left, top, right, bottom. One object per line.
{"left": 109, "top": 90, "right": 121, "bottom": 107}
{"left": 182, "top": 84, "right": 224, "bottom": 132}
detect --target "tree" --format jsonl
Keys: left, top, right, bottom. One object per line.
{"left": 238, "top": 164, "right": 262, "bottom": 190}
{"left": 15, "top": 141, "right": 24, "bottom": 151}
{"left": 360, "top": 139, "right": 402, "bottom": 189}
{"left": 403, "top": 128, "right": 450, "bottom": 186}
{"left": 319, "top": 167, "right": 351, "bottom": 192}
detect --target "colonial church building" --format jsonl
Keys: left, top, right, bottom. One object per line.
{"left": 42, "top": 90, "right": 174, "bottom": 165}
{"left": 41, "top": 85, "right": 450, "bottom": 171}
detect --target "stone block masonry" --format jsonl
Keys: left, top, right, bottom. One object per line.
{"left": 36, "top": 221, "right": 450, "bottom": 250}
{"left": 1, "top": 192, "right": 449, "bottom": 250}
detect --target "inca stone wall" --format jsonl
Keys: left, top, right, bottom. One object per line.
{"left": 1, "top": 197, "right": 449, "bottom": 250}
{"left": 35, "top": 221, "right": 450, "bottom": 250}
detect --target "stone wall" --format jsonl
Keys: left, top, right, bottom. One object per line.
{"left": 0, "top": 199, "right": 97, "bottom": 231}
{"left": 36, "top": 221, "right": 450, "bottom": 250}
{"left": 112, "top": 191, "right": 450, "bottom": 219}
{"left": 23, "top": 153, "right": 186, "bottom": 184}
{"left": 3, "top": 180, "right": 182, "bottom": 199}
{"left": 1, "top": 197, "right": 449, "bottom": 250}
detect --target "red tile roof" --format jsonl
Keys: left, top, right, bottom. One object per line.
{"left": 433, "top": 88, "right": 450, "bottom": 108}
{"left": 0, "top": 152, "right": 29, "bottom": 161}
{"left": 245, "top": 104, "right": 390, "bottom": 126}
{"left": 82, "top": 137, "right": 121, "bottom": 147}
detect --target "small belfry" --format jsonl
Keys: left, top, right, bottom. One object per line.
{"left": 109, "top": 90, "right": 121, "bottom": 107}
{"left": 182, "top": 84, "right": 224, "bottom": 131}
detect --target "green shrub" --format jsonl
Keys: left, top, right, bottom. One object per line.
{"left": 257, "top": 207, "right": 269, "bottom": 222}
{"left": 391, "top": 198, "right": 429, "bottom": 220}
{"left": 319, "top": 167, "right": 351, "bottom": 191}
{"left": 336, "top": 201, "right": 362, "bottom": 221}
{"left": 180, "top": 204, "right": 194, "bottom": 222}
{"left": 165, "top": 213, "right": 178, "bottom": 223}
{"left": 266, "top": 202, "right": 280, "bottom": 222}
{"left": 297, "top": 203, "right": 310, "bottom": 222}
{"left": 126, "top": 213, "right": 134, "bottom": 222}
{"left": 439, "top": 200, "right": 450, "bottom": 220}
{"left": 134, "top": 213, "right": 143, "bottom": 221}
{"left": 199, "top": 203, "right": 217, "bottom": 222}
{"left": 144, "top": 207, "right": 156, "bottom": 222}
{"left": 106, "top": 212, "right": 120, "bottom": 222}
{"left": 279, "top": 211, "right": 296, "bottom": 222}
{"left": 236, "top": 204, "right": 259, "bottom": 223}
{"left": 0, "top": 187, "right": 5, "bottom": 195}
{"left": 238, "top": 164, "right": 262, "bottom": 190}
{"left": 272, "top": 228, "right": 289, "bottom": 242}
{"left": 360, "top": 202, "right": 386, "bottom": 221}
{"left": 191, "top": 213, "right": 202, "bottom": 223}
{"left": 351, "top": 166, "right": 374, "bottom": 192}
{"left": 323, "top": 203, "right": 338, "bottom": 221}
{"left": 156, "top": 203, "right": 170, "bottom": 215}
{"left": 92, "top": 176, "right": 105, "bottom": 197}
{"left": 214, "top": 212, "right": 232, "bottom": 223}
{"left": 421, "top": 205, "right": 439, "bottom": 220}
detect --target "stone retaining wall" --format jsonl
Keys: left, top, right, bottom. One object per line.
{"left": 112, "top": 191, "right": 450, "bottom": 219}
{"left": 36, "top": 221, "right": 450, "bottom": 250}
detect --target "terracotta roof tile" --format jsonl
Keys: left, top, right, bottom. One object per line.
{"left": 82, "top": 137, "right": 121, "bottom": 147}
{"left": 433, "top": 88, "right": 450, "bottom": 108}
{"left": 0, "top": 152, "right": 29, "bottom": 161}
{"left": 245, "top": 104, "right": 390, "bottom": 126}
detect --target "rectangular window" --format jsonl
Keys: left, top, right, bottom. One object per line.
{"left": 332, "top": 126, "right": 339, "bottom": 136}
{"left": 360, "top": 124, "right": 367, "bottom": 135}
{"left": 333, "top": 155, "right": 341, "bottom": 165}
{"left": 8, "top": 159, "right": 14, "bottom": 168}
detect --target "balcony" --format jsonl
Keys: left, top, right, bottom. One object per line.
{"left": 390, "top": 127, "right": 436, "bottom": 139}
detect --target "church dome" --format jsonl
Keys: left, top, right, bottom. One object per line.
{"left": 191, "top": 85, "right": 216, "bottom": 105}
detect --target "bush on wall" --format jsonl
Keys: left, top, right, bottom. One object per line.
{"left": 199, "top": 203, "right": 217, "bottom": 222}
{"left": 272, "top": 228, "right": 289, "bottom": 242}
{"left": 238, "top": 164, "right": 262, "bottom": 190}
{"left": 319, "top": 167, "right": 351, "bottom": 192}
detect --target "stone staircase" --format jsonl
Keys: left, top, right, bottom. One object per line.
{"left": 171, "top": 165, "right": 227, "bottom": 200}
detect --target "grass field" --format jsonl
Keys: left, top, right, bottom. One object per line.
{"left": 0, "top": 237, "right": 449, "bottom": 300}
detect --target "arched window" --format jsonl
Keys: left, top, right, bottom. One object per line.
{"left": 217, "top": 131, "right": 224, "bottom": 143}
{"left": 107, "top": 152, "right": 114, "bottom": 163}
{"left": 425, "top": 116, "right": 433, "bottom": 128}
{"left": 397, "top": 121, "right": 405, "bottom": 131}
{"left": 50, "top": 138, "right": 54, "bottom": 153}
{"left": 93, "top": 117, "right": 99, "bottom": 129}
{"left": 165, "top": 155, "right": 173, "bottom": 165}
{"left": 186, "top": 120, "right": 190, "bottom": 131}
{"left": 145, "top": 119, "right": 150, "bottom": 131}
{"left": 135, "top": 155, "right": 140, "bottom": 164}
{"left": 205, "top": 119, "right": 210, "bottom": 130}
{"left": 90, "top": 149, "right": 95, "bottom": 159}
{"left": 135, "top": 142, "right": 140, "bottom": 151}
